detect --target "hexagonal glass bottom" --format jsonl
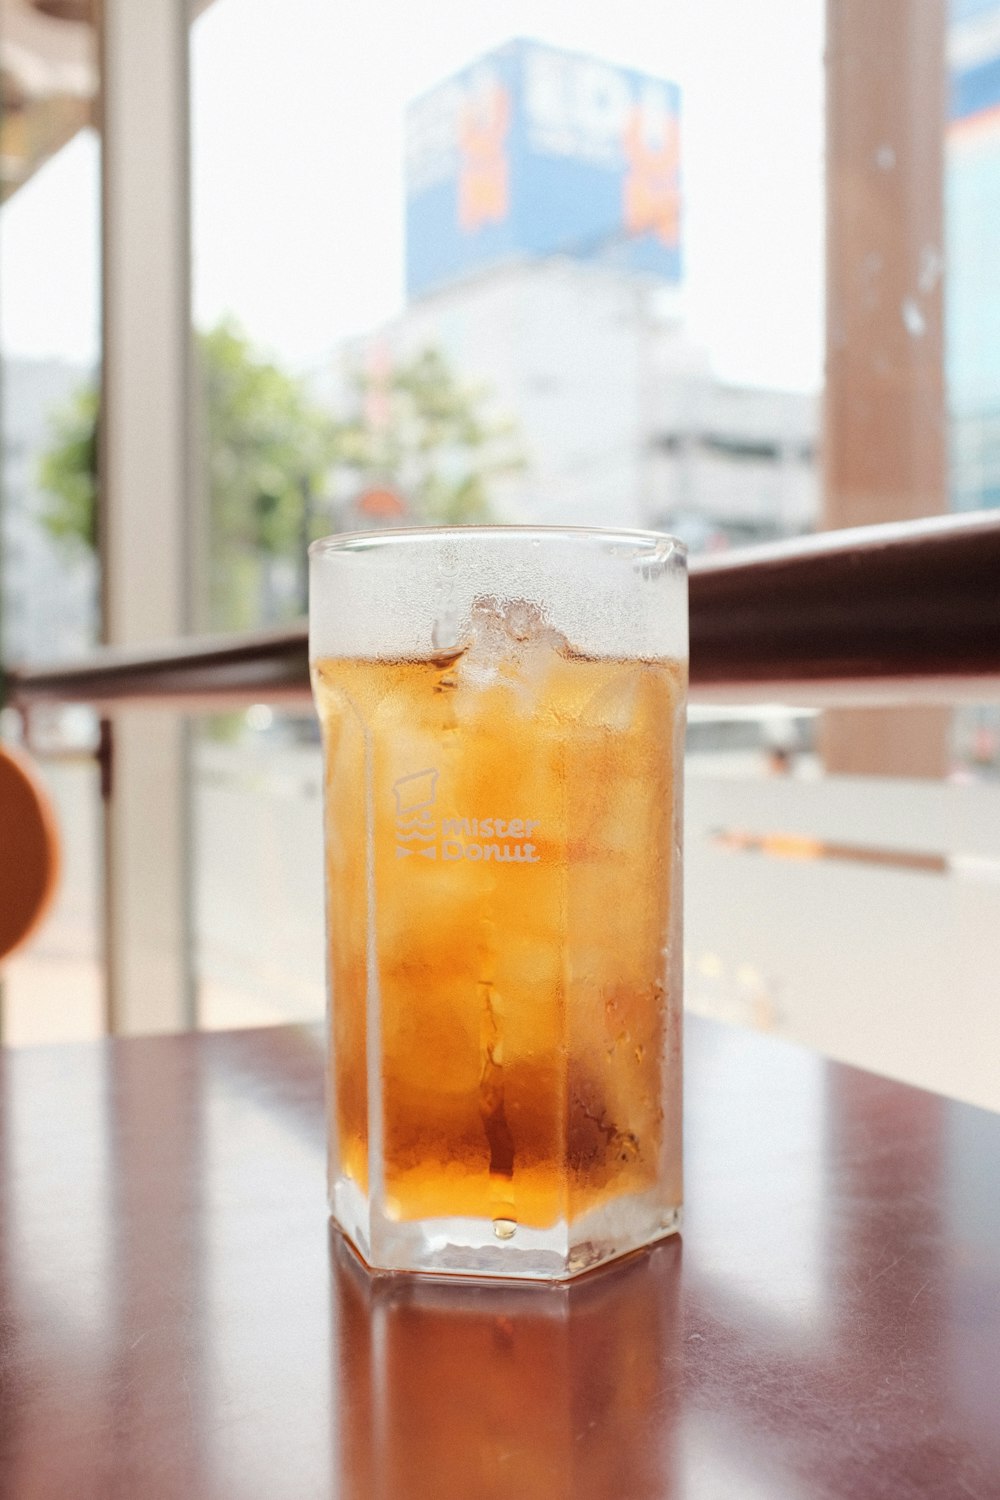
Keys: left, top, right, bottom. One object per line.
{"left": 331, "top": 1176, "right": 682, "bottom": 1282}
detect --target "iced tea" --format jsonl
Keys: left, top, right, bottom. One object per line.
{"left": 313, "top": 597, "right": 684, "bottom": 1242}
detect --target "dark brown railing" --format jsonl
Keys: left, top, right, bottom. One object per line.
{"left": 5, "top": 512, "right": 1000, "bottom": 711}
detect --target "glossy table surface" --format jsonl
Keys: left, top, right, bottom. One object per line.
{"left": 0, "top": 1018, "right": 998, "bottom": 1500}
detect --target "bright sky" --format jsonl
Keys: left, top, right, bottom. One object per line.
{"left": 0, "top": 0, "right": 824, "bottom": 390}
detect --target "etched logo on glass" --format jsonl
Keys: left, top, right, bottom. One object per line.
{"left": 392, "top": 769, "right": 540, "bottom": 863}
{"left": 393, "top": 770, "right": 439, "bottom": 859}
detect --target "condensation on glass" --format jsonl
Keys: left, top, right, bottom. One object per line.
{"left": 310, "top": 526, "right": 687, "bottom": 1279}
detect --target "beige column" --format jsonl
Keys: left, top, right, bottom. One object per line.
{"left": 822, "top": 0, "right": 950, "bottom": 777}
{"left": 99, "top": 0, "right": 195, "bottom": 1031}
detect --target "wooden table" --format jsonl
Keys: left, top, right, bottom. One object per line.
{"left": 0, "top": 1018, "right": 997, "bottom": 1499}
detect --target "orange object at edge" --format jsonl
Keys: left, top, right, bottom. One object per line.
{"left": 0, "top": 743, "right": 61, "bottom": 962}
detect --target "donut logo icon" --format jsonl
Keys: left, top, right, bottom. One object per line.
{"left": 393, "top": 770, "right": 439, "bottom": 859}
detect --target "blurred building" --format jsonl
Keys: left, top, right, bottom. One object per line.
{"left": 361, "top": 256, "right": 817, "bottom": 543}
{"left": 351, "top": 39, "right": 818, "bottom": 546}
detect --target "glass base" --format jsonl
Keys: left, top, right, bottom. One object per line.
{"left": 331, "top": 1175, "right": 682, "bottom": 1282}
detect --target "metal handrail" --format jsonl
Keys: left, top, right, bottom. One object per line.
{"left": 5, "top": 512, "right": 1000, "bottom": 710}
{"left": 4, "top": 626, "right": 312, "bottom": 711}
{"left": 688, "top": 509, "right": 1000, "bottom": 700}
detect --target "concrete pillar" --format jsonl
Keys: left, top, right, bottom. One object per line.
{"left": 98, "top": 0, "right": 195, "bottom": 1031}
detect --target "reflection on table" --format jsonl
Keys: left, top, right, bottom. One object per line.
{"left": 333, "top": 1229, "right": 681, "bottom": 1500}
{"left": 0, "top": 1021, "right": 997, "bottom": 1499}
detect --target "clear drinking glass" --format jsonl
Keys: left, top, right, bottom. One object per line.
{"left": 310, "top": 526, "right": 687, "bottom": 1279}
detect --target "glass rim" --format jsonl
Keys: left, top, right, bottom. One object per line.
{"left": 309, "top": 523, "right": 687, "bottom": 560}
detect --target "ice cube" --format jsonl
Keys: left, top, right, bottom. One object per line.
{"left": 457, "top": 596, "right": 571, "bottom": 702}
{"left": 582, "top": 663, "right": 644, "bottom": 732}
{"left": 464, "top": 595, "right": 567, "bottom": 651}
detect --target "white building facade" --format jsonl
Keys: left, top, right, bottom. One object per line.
{"left": 359, "top": 257, "right": 819, "bottom": 547}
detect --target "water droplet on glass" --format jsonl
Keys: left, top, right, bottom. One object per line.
{"left": 493, "top": 1217, "right": 517, "bottom": 1241}
{"left": 432, "top": 610, "right": 461, "bottom": 651}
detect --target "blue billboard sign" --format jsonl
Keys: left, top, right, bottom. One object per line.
{"left": 951, "top": 0, "right": 1000, "bottom": 23}
{"left": 405, "top": 39, "right": 682, "bottom": 300}
{"left": 952, "top": 53, "right": 1000, "bottom": 121}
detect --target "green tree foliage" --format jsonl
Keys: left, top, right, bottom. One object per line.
{"left": 197, "top": 321, "right": 339, "bottom": 627}
{"left": 38, "top": 329, "right": 521, "bottom": 629}
{"left": 37, "top": 383, "right": 100, "bottom": 553}
{"left": 38, "top": 322, "right": 340, "bottom": 628}
{"left": 338, "top": 346, "right": 523, "bottom": 525}
{"left": 199, "top": 320, "right": 340, "bottom": 552}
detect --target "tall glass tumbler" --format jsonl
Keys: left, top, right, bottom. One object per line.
{"left": 310, "top": 527, "right": 687, "bottom": 1280}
